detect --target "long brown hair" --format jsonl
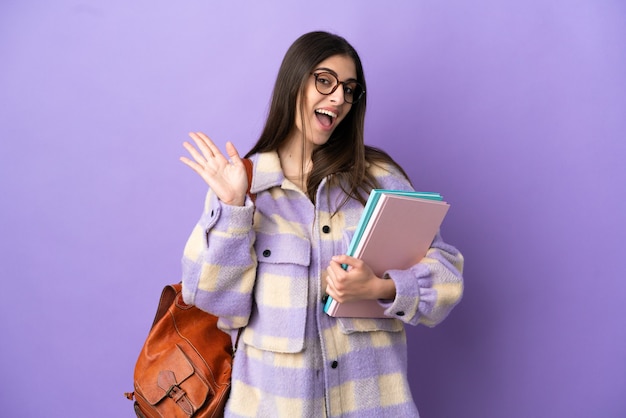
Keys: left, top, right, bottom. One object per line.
{"left": 246, "top": 31, "right": 409, "bottom": 207}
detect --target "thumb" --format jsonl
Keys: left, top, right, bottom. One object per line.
{"left": 225, "top": 141, "right": 242, "bottom": 164}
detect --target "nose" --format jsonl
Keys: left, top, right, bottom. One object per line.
{"left": 329, "top": 84, "right": 346, "bottom": 105}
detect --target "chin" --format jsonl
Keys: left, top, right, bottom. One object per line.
{"left": 313, "top": 129, "right": 334, "bottom": 144}
{"left": 312, "top": 136, "right": 332, "bottom": 147}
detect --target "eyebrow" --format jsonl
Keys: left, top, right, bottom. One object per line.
{"left": 314, "top": 67, "right": 358, "bottom": 83}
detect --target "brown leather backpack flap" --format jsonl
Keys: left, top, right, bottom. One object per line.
{"left": 137, "top": 344, "right": 210, "bottom": 407}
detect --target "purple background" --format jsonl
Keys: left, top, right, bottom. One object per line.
{"left": 1, "top": 1, "right": 625, "bottom": 417}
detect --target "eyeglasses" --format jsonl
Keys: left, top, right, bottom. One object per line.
{"left": 311, "top": 72, "right": 365, "bottom": 104}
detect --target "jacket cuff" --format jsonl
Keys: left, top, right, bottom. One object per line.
{"left": 200, "top": 191, "right": 255, "bottom": 234}
{"left": 382, "top": 263, "right": 434, "bottom": 323}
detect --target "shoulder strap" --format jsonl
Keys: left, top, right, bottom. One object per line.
{"left": 243, "top": 158, "right": 256, "bottom": 203}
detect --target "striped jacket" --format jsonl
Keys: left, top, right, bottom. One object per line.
{"left": 182, "top": 151, "right": 464, "bottom": 417}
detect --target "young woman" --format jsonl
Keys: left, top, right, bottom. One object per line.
{"left": 180, "top": 31, "right": 464, "bottom": 417}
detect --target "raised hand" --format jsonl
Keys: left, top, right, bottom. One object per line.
{"left": 180, "top": 132, "right": 248, "bottom": 206}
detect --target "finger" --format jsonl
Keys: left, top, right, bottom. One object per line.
{"left": 225, "top": 141, "right": 242, "bottom": 164}
{"left": 327, "top": 262, "right": 339, "bottom": 277}
{"left": 327, "top": 264, "right": 347, "bottom": 284}
{"left": 195, "top": 132, "right": 227, "bottom": 162}
{"left": 326, "top": 265, "right": 335, "bottom": 280}
{"left": 326, "top": 283, "right": 334, "bottom": 298}
{"left": 179, "top": 156, "right": 205, "bottom": 176}
{"left": 325, "top": 267, "right": 335, "bottom": 291}
{"left": 326, "top": 267, "right": 346, "bottom": 301}
{"left": 331, "top": 255, "right": 356, "bottom": 271}
{"left": 182, "top": 141, "right": 209, "bottom": 166}
{"left": 188, "top": 132, "right": 218, "bottom": 161}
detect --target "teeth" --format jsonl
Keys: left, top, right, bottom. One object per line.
{"left": 315, "top": 109, "right": 337, "bottom": 118}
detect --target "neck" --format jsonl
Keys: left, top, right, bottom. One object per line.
{"left": 278, "top": 135, "right": 314, "bottom": 191}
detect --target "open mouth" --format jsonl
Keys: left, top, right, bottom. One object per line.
{"left": 315, "top": 109, "right": 337, "bottom": 128}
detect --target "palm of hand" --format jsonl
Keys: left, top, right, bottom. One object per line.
{"left": 180, "top": 132, "right": 248, "bottom": 206}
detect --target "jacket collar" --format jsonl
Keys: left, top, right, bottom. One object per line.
{"left": 248, "top": 151, "right": 287, "bottom": 194}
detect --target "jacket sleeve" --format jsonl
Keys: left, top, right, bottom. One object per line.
{"left": 371, "top": 162, "right": 464, "bottom": 326}
{"left": 181, "top": 188, "right": 257, "bottom": 330}
{"left": 382, "top": 232, "right": 464, "bottom": 326}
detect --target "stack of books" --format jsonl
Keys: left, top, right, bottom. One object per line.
{"left": 323, "top": 189, "right": 450, "bottom": 318}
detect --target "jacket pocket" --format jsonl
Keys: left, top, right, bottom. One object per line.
{"left": 337, "top": 317, "right": 404, "bottom": 334}
{"left": 242, "top": 233, "right": 311, "bottom": 353}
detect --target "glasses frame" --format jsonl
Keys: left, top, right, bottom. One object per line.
{"left": 311, "top": 72, "right": 365, "bottom": 104}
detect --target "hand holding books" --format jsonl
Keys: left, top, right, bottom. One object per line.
{"left": 325, "top": 254, "right": 397, "bottom": 305}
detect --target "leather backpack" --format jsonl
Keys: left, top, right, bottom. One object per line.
{"left": 125, "top": 159, "right": 254, "bottom": 417}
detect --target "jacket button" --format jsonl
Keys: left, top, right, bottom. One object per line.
{"left": 262, "top": 249, "right": 271, "bottom": 258}
{"left": 331, "top": 360, "right": 338, "bottom": 369}
{"left": 322, "top": 225, "right": 331, "bottom": 233}
{"left": 396, "top": 311, "right": 405, "bottom": 317}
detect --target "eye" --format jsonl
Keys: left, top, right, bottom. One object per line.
{"left": 343, "top": 85, "right": 354, "bottom": 95}
{"left": 317, "top": 74, "right": 333, "bottom": 85}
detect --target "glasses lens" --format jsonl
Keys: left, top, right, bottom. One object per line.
{"left": 315, "top": 72, "right": 338, "bottom": 95}
{"left": 343, "top": 81, "right": 364, "bottom": 104}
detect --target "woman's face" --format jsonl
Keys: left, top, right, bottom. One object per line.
{"left": 293, "top": 54, "right": 357, "bottom": 149}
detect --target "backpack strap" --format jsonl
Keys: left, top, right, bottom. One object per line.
{"left": 242, "top": 158, "right": 256, "bottom": 203}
